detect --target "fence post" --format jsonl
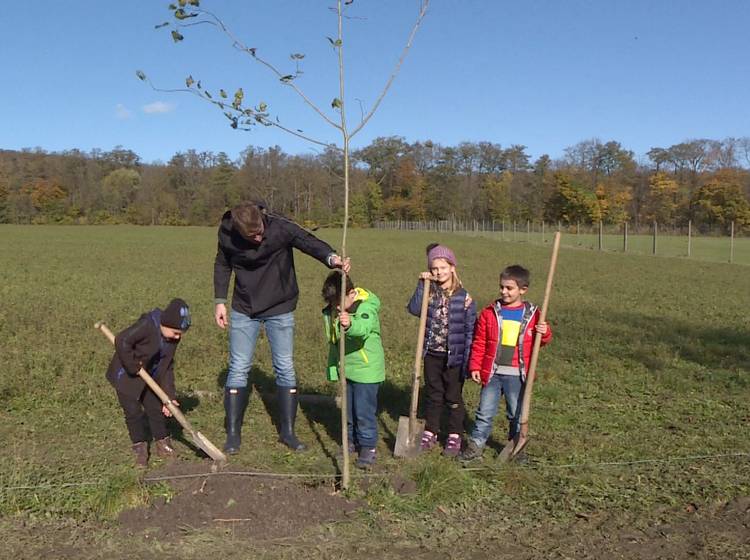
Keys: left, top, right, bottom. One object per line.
{"left": 598, "top": 220, "right": 603, "bottom": 251}
{"left": 526, "top": 220, "right": 530, "bottom": 243}
{"left": 687, "top": 220, "right": 692, "bottom": 257}
{"left": 652, "top": 220, "right": 657, "bottom": 255}
{"left": 623, "top": 221, "right": 628, "bottom": 252}
{"left": 730, "top": 221, "right": 735, "bottom": 264}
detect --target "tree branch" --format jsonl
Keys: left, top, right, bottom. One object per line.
{"left": 350, "top": 0, "right": 430, "bottom": 138}
{"left": 141, "top": 77, "right": 334, "bottom": 149}
{"left": 193, "top": 8, "right": 343, "bottom": 131}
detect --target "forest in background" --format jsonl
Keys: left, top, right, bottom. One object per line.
{"left": 2, "top": 136, "right": 749, "bottom": 232}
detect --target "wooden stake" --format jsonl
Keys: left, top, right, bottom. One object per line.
{"left": 509, "top": 232, "right": 561, "bottom": 459}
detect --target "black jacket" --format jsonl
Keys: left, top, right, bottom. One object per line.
{"left": 105, "top": 309, "right": 178, "bottom": 400}
{"left": 213, "top": 207, "right": 335, "bottom": 318}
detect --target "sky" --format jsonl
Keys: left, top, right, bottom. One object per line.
{"left": 1, "top": 0, "right": 749, "bottom": 165}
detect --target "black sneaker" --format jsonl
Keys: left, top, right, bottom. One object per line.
{"left": 459, "top": 439, "right": 483, "bottom": 462}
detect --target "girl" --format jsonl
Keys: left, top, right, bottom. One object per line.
{"left": 407, "top": 244, "right": 476, "bottom": 456}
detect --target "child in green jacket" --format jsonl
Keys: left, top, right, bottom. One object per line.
{"left": 322, "top": 271, "right": 385, "bottom": 469}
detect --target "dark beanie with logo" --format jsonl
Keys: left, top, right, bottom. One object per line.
{"left": 161, "top": 298, "right": 191, "bottom": 331}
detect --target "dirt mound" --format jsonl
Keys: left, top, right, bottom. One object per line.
{"left": 118, "top": 462, "right": 359, "bottom": 540}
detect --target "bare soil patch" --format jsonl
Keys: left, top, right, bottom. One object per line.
{"left": 118, "top": 461, "right": 359, "bottom": 540}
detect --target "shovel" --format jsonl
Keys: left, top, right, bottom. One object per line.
{"left": 394, "top": 277, "right": 430, "bottom": 458}
{"left": 498, "top": 231, "right": 561, "bottom": 462}
{"left": 95, "top": 321, "right": 228, "bottom": 468}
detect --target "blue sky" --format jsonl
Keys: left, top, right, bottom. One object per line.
{"left": 2, "top": 1, "right": 749, "bottom": 164}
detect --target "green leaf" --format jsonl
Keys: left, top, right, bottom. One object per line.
{"left": 174, "top": 8, "right": 195, "bottom": 20}
{"left": 188, "top": 0, "right": 200, "bottom": 6}
{"left": 327, "top": 36, "right": 335, "bottom": 46}
{"left": 204, "top": 90, "right": 212, "bottom": 99}
{"left": 196, "top": 80, "right": 202, "bottom": 89}
{"left": 290, "top": 53, "right": 305, "bottom": 60}
{"left": 171, "top": 30, "right": 184, "bottom": 42}
{"left": 258, "top": 102, "right": 268, "bottom": 112}
{"left": 168, "top": 3, "right": 177, "bottom": 9}
{"left": 280, "top": 75, "right": 294, "bottom": 82}
{"left": 135, "top": 70, "right": 147, "bottom": 81}
{"left": 219, "top": 89, "right": 228, "bottom": 98}
{"left": 154, "top": 22, "right": 170, "bottom": 29}
{"left": 178, "top": 0, "right": 187, "bottom": 6}
{"left": 232, "top": 88, "right": 244, "bottom": 109}
{"left": 331, "top": 98, "right": 342, "bottom": 109}
{"left": 185, "top": 75, "right": 194, "bottom": 88}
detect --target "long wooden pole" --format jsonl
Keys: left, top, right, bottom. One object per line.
{"left": 512, "top": 232, "right": 561, "bottom": 457}
{"left": 409, "top": 278, "right": 431, "bottom": 443}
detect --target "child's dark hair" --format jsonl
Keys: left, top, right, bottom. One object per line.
{"left": 321, "top": 271, "right": 354, "bottom": 305}
{"left": 500, "top": 265, "right": 530, "bottom": 288}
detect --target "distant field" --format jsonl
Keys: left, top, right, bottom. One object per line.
{"left": 1, "top": 225, "right": 749, "bottom": 558}
{"left": 460, "top": 229, "right": 750, "bottom": 265}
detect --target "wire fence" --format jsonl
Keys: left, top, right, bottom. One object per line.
{"left": 375, "top": 219, "right": 750, "bottom": 265}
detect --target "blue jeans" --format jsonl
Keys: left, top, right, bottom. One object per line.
{"left": 347, "top": 380, "right": 380, "bottom": 449}
{"left": 225, "top": 309, "right": 296, "bottom": 389}
{"left": 469, "top": 374, "right": 525, "bottom": 447}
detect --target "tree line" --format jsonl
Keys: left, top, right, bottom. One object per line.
{"left": 1, "top": 136, "right": 749, "bottom": 232}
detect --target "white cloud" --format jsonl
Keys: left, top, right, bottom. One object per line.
{"left": 115, "top": 103, "right": 133, "bottom": 119}
{"left": 142, "top": 101, "right": 176, "bottom": 114}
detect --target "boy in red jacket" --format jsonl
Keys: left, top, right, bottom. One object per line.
{"left": 460, "top": 265, "right": 551, "bottom": 462}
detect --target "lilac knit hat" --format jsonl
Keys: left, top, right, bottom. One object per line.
{"left": 427, "top": 245, "right": 457, "bottom": 268}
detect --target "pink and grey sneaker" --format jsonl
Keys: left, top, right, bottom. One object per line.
{"left": 420, "top": 430, "right": 438, "bottom": 451}
{"left": 442, "top": 434, "right": 462, "bottom": 458}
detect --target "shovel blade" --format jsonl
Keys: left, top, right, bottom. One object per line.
{"left": 190, "top": 430, "right": 228, "bottom": 466}
{"left": 496, "top": 439, "right": 515, "bottom": 463}
{"left": 393, "top": 416, "right": 425, "bottom": 458}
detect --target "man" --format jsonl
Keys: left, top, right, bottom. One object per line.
{"left": 214, "top": 202, "right": 350, "bottom": 453}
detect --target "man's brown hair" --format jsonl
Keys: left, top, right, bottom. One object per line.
{"left": 231, "top": 203, "right": 264, "bottom": 239}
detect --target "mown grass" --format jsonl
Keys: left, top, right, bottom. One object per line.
{"left": 1, "top": 224, "right": 749, "bottom": 553}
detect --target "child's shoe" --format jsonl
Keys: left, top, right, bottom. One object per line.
{"left": 459, "top": 439, "right": 483, "bottom": 462}
{"left": 512, "top": 449, "right": 529, "bottom": 465}
{"left": 356, "top": 447, "right": 376, "bottom": 469}
{"left": 132, "top": 441, "right": 149, "bottom": 469}
{"left": 154, "top": 437, "right": 178, "bottom": 460}
{"left": 336, "top": 440, "right": 357, "bottom": 458}
{"left": 442, "top": 433, "right": 462, "bottom": 458}
{"left": 419, "top": 430, "right": 438, "bottom": 451}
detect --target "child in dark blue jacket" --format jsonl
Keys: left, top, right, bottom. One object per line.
{"left": 407, "top": 244, "right": 476, "bottom": 456}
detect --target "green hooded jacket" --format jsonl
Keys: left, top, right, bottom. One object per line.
{"left": 322, "top": 287, "right": 386, "bottom": 384}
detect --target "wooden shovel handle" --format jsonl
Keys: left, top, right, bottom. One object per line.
{"left": 516, "top": 232, "right": 561, "bottom": 442}
{"left": 409, "top": 277, "right": 431, "bottom": 428}
{"left": 94, "top": 322, "right": 194, "bottom": 431}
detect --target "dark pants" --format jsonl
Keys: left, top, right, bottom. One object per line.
{"left": 116, "top": 388, "right": 167, "bottom": 443}
{"left": 423, "top": 352, "right": 465, "bottom": 435}
{"left": 347, "top": 380, "right": 380, "bottom": 449}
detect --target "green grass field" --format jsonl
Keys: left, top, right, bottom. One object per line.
{"left": 1, "top": 225, "right": 749, "bottom": 558}
{"left": 460, "top": 229, "right": 750, "bottom": 265}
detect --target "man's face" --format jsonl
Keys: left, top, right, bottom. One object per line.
{"left": 242, "top": 222, "right": 264, "bottom": 244}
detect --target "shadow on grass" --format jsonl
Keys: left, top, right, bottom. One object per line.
{"left": 602, "top": 310, "right": 750, "bottom": 383}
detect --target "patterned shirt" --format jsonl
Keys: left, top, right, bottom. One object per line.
{"left": 494, "top": 304, "right": 525, "bottom": 376}
{"left": 426, "top": 287, "right": 449, "bottom": 353}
